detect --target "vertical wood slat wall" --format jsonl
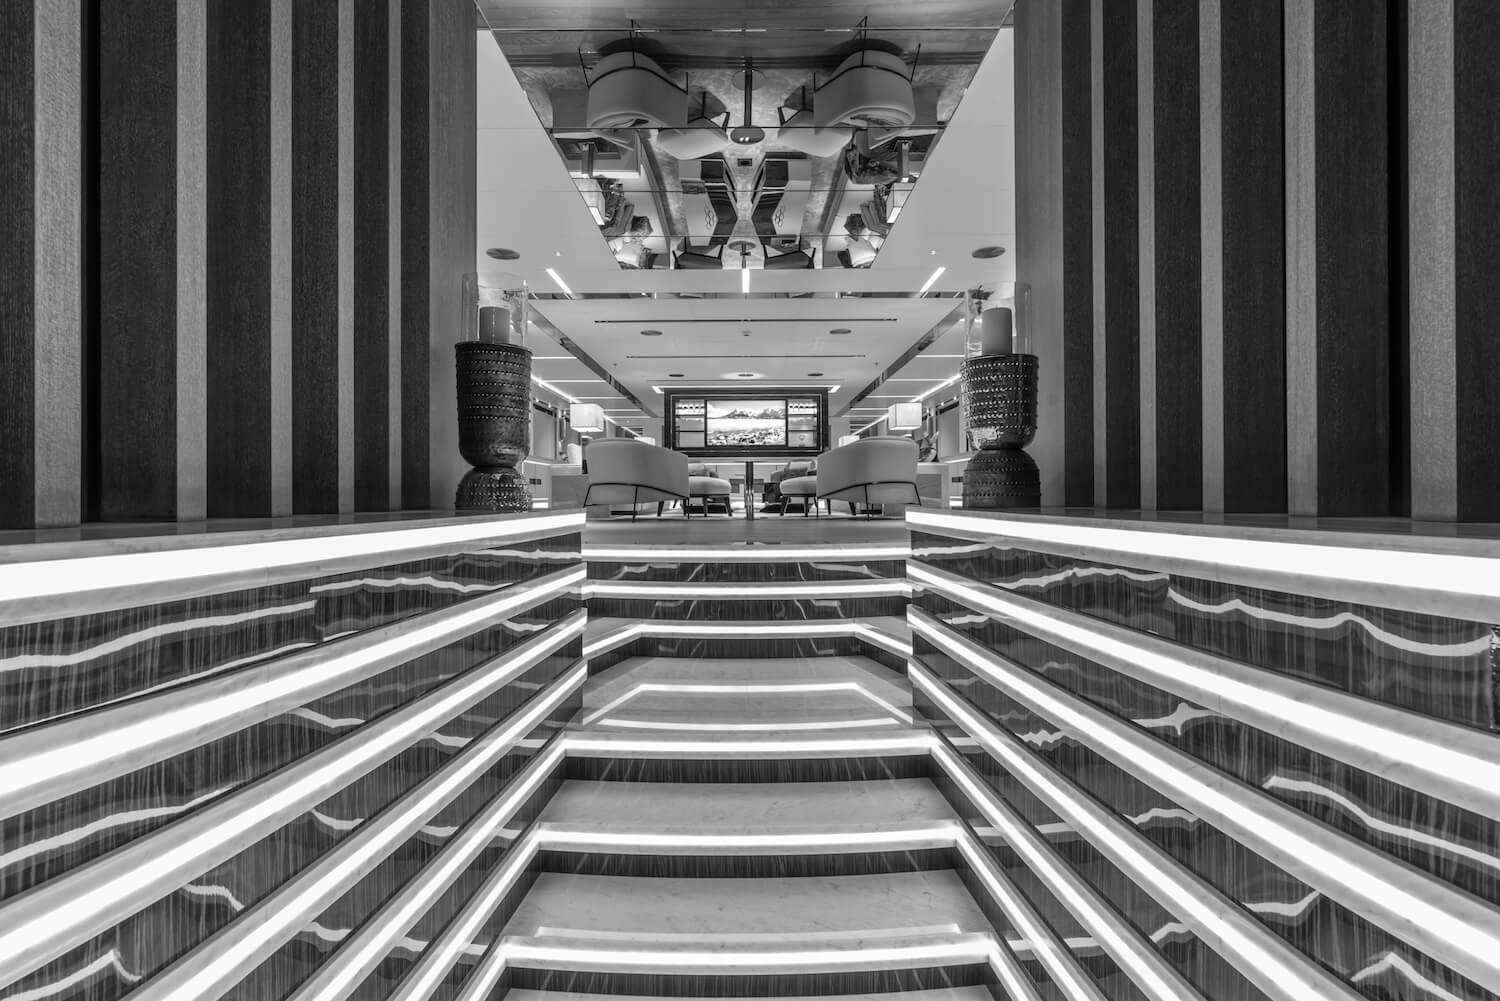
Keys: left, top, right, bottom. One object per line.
{"left": 0, "top": 0, "right": 476, "bottom": 529}
{"left": 1019, "top": 0, "right": 1499, "bottom": 520}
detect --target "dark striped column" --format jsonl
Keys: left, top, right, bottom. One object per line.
{"left": 354, "top": 0, "right": 394, "bottom": 512}
{"left": 1148, "top": 0, "right": 1203, "bottom": 511}
{"left": 96, "top": 0, "right": 208, "bottom": 522}
{"left": 1218, "top": 0, "right": 1286, "bottom": 513}
{"left": 1060, "top": 0, "right": 1095, "bottom": 507}
{"left": 1285, "top": 0, "right": 1390, "bottom": 517}
{"left": 0, "top": 0, "right": 82, "bottom": 529}
{"left": 1097, "top": 0, "right": 1141, "bottom": 510}
{"left": 1451, "top": 0, "right": 1500, "bottom": 521}
{"left": 1015, "top": 0, "right": 1067, "bottom": 506}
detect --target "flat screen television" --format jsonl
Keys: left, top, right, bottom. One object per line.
{"left": 665, "top": 389, "right": 827, "bottom": 457}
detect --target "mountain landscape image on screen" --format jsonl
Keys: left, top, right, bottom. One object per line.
{"left": 706, "top": 399, "right": 787, "bottom": 447}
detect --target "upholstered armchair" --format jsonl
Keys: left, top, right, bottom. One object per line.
{"left": 778, "top": 438, "right": 920, "bottom": 516}
{"left": 582, "top": 439, "right": 689, "bottom": 519}
{"left": 812, "top": 49, "right": 916, "bottom": 130}
{"left": 585, "top": 50, "right": 687, "bottom": 130}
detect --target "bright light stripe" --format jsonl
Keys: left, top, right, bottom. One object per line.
{"left": 562, "top": 731, "right": 936, "bottom": 758}
{"left": 984, "top": 932, "right": 1046, "bottom": 1001}
{"left": 906, "top": 508, "right": 1500, "bottom": 621}
{"left": 580, "top": 680, "right": 912, "bottom": 728}
{"left": 0, "top": 565, "right": 584, "bottom": 822}
{"left": 912, "top": 373, "right": 961, "bottom": 403}
{"left": 582, "top": 545, "right": 911, "bottom": 562}
{"left": 544, "top": 267, "right": 573, "bottom": 297}
{"left": 0, "top": 512, "right": 583, "bottom": 625}
{"left": 5, "top": 949, "right": 142, "bottom": 1001}
{"left": 582, "top": 619, "right": 910, "bottom": 662}
{"left": 741, "top": 265, "right": 750, "bottom": 295}
{"left": 0, "top": 619, "right": 586, "bottom": 991}
{"left": 595, "top": 716, "right": 901, "bottom": 732}
{"left": 949, "top": 835, "right": 1109, "bottom": 1001}
{"left": 584, "top": 579, "right": 911, "bottom": 599}
{"left": 913, "top": 665, "right": 1356, "bottom": 1001}
{"left": 852, "top": 620, "right": 913, "bottom": 658}
{"left": 285, "top": 743, "right": 570, "bottom": 1001}
{"left": 917, "top": 266, "right": 947, "bottom": 296}
{"left": 533, "top": 923, "right": 968, "bottom": 943}
{"left": 0, "top": 785, "right": 231, "bottom": 870}
{"left": 910, "top": 561, "right": 1500, "bottom": 823}
{"left": 533, "top": 822, "right": 961, "bottom": 854}
{"left": 908, "top": 609, "right": 1500, "bottom": 989}
{"left": 500, "top": 937, "right": 995, "bottom": 970}
{"left": 393, "top": 830, "right": 542, "bottom": 1001}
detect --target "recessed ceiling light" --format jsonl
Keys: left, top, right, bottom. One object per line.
{"left": 972, "top": 245, "right": 1007, "bottom": 259}
{"left": 641, "top": 329, "right": 663, "bottom": 337}
{"left": 807, "top": 372, "right": 823, "bottom": 377}
{"left": 485, "top": 248, "right": 519, "bottom": 260}
{"left": 669, "top": 373, "right": 685, "bottom": 377}
{"left": 830, "top": 328, "right": 851, "bottom": 335}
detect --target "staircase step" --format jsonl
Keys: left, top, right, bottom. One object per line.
{"left": 506, "top": 990, "right": 996, "bottom": 1001}
{"left": 500, "top": 871, "right": 995, "bottom": 974}
{"left": 584, "top": 655, "right": 911, "bottom": 713}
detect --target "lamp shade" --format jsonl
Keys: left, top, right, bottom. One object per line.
{"left": 838, "top": 434, "right": 860, "bottom": 447}
{"left": 887, "top": 402, "right": 922, "bottom": 431}
{"left": 569, "top": 403, "right": 605, "bottom": 433}
{"left": 635, "top": 435, "right": 657, "bottom": 445}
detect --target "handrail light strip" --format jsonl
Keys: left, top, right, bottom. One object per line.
{"left": 0, "top": 511, "right": 584, "bottom": 625}
{"left": 910, "top": 561, "right": 1500, "bottom": 822}
{"left": 582, "top": 545, "right": 911, "bottom": 562}
{"left": 0, "top": 618, "right": 586, "bottom": 991}
{"left": 284, "top": 743, "right": 570, "bottom": 1001}
{"left": 908, "top": 609, "right": 1500, "bottom": 989}
{"left": 906, "top": 509, "right": 1500, "bottom": 620}
{"left": 912, "top": 665, "right": 1362, "bottom": 1001}
{"left": 0, "top": 565, "right": 585, "bottom": 822}
{"left": 584, "top": 579, "right": 912, "bottom": 599}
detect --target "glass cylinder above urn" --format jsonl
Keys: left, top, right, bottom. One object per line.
{"left": 455, "top": 272, "right": 534, "bottom": 512}
{"left": 960, "top": 282, "right": 1040, "bottom": 508}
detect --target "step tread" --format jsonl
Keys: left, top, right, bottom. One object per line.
{"left": 506, "top": 991, "right": 995, "bottom": 1001}
{"left": 583, "top": 655, "right": 911, "bottom": 713}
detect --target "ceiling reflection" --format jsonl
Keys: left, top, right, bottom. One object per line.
{"left": 488, "top": 24, "right": 998, "bottom": 271}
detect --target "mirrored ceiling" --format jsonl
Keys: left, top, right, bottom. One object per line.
{"left": 486, "top": 22, "right": 999, "bottom": 272}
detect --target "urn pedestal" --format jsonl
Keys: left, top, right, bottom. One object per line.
{"left": 454, "top": 340, "right": 533, "bottom": 512}
{"left": 961, "top": 352, "right": 1041, "bottom": 509}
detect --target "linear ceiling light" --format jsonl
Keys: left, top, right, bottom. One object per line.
{"left": 544, "top": 268, "right": 573, "bottom": 298}
{"left": 917, "top": 266, "right": 946, "bottom": 296}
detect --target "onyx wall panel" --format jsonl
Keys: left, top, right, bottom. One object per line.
{"left": 400, "top": 0, "right": 432, "bottom": 511}
{"left": 353, "top": 0, "right": 393, "bottom": 512}
{"left": 1060, "top": 0, "right": 1095, "bottom": 507}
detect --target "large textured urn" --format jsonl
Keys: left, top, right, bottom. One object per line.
{"left": 960, "top": 285, "right": 1041, "bottom": 509}
{"left": 455, "top": 283, "right": 533, "bottom": 512}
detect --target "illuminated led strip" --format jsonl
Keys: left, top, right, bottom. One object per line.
{"left": 283, "top": 743, "right": 570, "bottom": 1001}
{"left": 0, "top": 511, "right": 584, "bottom": 626}
{"left": 584, "top": 579, "right": 912, "bottom": 599}
{"left": 947, "top": 835, "right": 1109, "bottom": 1001}
{"left": 0, "top": 617, "right": 586, "bottom": 992}
{"left": 910, "top": 561, "right": 1500, "bottom": 823}
{"left": 594, "top": 717, "right": 901, "bottom": 732}
{"left": 909, "top": 608, "right": 1500, "bottom": 989}
{"left": 501, "top": 937, "right": 996, "bottom": 971}
{"left": 532, "top": 823, "right": 962, "bottom": 854}
{"left": 0, "top": 565, "right": 585, "bottom": 822}
{"left": 581, "top": 680, "right": 913, "bottom": 727}
{"left": 906, "top": 508, "right": 1500, "bottom": 621}
{"left": 563, "top": 731, "right": 937, "bottom": 759}
{"left": 912, "top": 663, "right": 1359, "bottom": 1001}
{"left": 583, "top": 545, "right": 911, "bottom": 562}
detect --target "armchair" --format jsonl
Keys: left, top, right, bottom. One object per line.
{"left": 814, "top": 437, "right": 920, "bottom": 515}
{"left": 582, "top": 439, "right": 689, "bottom": 519}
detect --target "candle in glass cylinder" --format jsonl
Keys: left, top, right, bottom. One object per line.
{"left": 478, "top": 305, "right": 512, "bottom": 343}
{"left": 980, "top": 307, "right": 1013, "bottom": 355}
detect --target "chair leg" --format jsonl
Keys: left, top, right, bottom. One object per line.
{"left": 779, "top": 496, "right": 789, "bottom": 516}
{"left": 657, "top": 501, "right": 664, "bottom": 517}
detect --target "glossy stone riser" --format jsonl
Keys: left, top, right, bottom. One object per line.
{"left": 586, "top": 636, "right": 904, "bottom": 674}
{"left": 563, "top": 754, "right": 933, "bottom": 784}
{"left": 913, "top": 589, "right": 1500, "bottom": 907}
{"left": 4, "top": 661, "right": 583, "bottom": 1001}
{"left": 1, "top": 531, "right": 582, "bottom": 735}
{"left": 585, "top": 595, "right": 906, "bottom": 622}
{"left": 496, "top": 964, "right": 998, "bottom": 997}
{"left": 911, "top": 531, "right": 1499, "bottom": 732}
{"left": 912, "top": 647, "right": 1500, "bottom": 1001}
{"left": 587, "top": 558, "right": 907, "bottom": 584}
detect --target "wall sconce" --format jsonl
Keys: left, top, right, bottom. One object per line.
{"left": 888, "top": 402, "right": 922, "bottom": 431}
{"left": 569, "top": 403, "right": 606, "bottom": 433}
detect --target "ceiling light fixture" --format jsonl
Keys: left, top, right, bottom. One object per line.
{"left": 640, "top": 329, "right": 663, "bottom": 337}
{"left": 484, "top": 248, "right": 519, "bottom": 261}
{"left": 917, "top": 266, "right": 946, "bottom": 297}
{"left": 807, "top": 372, "right": 823, "bottom": 377}
{"left": 830, "top": 328, "right": 851, "bottom": 335}
{"left": 544, "top": 268, "right": 573, "bottom": 298}
{"left": 668, "top": 373, "right": 684, "bottom": 378}
{"left": 972, "top": 245, "right": 1007, "bottom": 259}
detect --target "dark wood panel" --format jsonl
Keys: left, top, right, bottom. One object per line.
{"left": 1454, "top": 0, "right": 1500, "bottom": 522}
{"left": 1060, "top": 0, "right": 1095, "bottom": 507}
{"left": 292, "top": 0, "right": 342, "bottom": 513}
{"left": 400, "top": 0, "right": 433, "bottom": 510}
{"left": 0, "top": 0, "right": 38, "bottom": 528}
{"left": 1313, "top": 0, "right": 1389, "bottom": 516}
{"left": 354, "top": 0, "right": 391, "bottom": 512}
{"left": 477, "top": 0, "right": 1006, "bottom": 31}
{"left": 207, "top": 0, "right": 274, "bottom": 517}
{"left": 1151, "top": 0, "right": 1202, "bottom": 511}
{"left": 1218, "top": 0, "right": 1286, "bottom": 513}
{"left": 98, "top": 0, "right": 179, "bottom": 520}
{"left": 1101, "top": 0, "right": 1140, "bottom": 510}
